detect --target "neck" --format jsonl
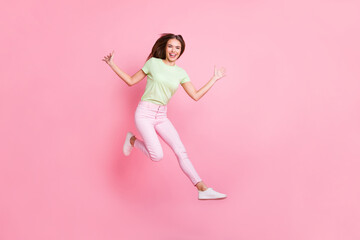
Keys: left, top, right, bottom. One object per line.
{"left": 162, "top": 58, "right": 176, "bottom": 66}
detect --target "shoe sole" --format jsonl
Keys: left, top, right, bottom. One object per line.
{"left": 198, "top": 196, "right": 227, "bottom": 200}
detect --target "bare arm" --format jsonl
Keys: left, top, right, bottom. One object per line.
{"left": 181, "top": 66, "right": 226, "bottom": 101}
{"left": 108, "top": 63, "right": 146, "bottom": 87}
{"left": 102, "top": 50, "right": 146, "bottom": 87}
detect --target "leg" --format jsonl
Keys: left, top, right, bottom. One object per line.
{"left": 134, "top": 115, "right": 163, "bottom": 162}
{"left": 155, "top": 118, "right": 204, "bottom": 187}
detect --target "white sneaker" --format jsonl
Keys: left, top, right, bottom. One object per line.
{"left": 123, "top": 132, "right": 134, "bottom": 156}
{"left": 198, "top": 187, "right": 227, "bottom": 200}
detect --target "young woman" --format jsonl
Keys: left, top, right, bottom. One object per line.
{"left": 102, "top": 33, "right": 227, "bottom": 200}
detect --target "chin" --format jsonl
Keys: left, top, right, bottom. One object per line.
{"left": 168, "top": 55, "right": 178, "bottom": 61}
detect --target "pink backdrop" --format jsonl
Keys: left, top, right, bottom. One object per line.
{"left": 1, "top": 0, "right": 360, "bottom": 239}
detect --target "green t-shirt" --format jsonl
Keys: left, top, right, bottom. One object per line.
{"left": 141, "top": 57, "right": 191, "bottom": 105}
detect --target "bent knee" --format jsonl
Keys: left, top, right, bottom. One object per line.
{"left": 150, "top": 152, "right": 163, "bottom": 162}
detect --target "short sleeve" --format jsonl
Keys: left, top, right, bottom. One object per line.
{"left": 180, "top": 70, "right": 191, "bottom": 84}
{"left": 141, "top": 57, "right": 153, "bottom": 75}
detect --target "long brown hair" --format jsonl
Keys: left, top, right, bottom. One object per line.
{"left": 146, "top": 33, "right": 186, "bottom": 61}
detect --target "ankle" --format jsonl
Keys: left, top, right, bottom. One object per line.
{"left": 130, "top": 136, "right": 136, "bottom": 146}
{"left": 196, "top": 182, "right": 208, "bottom": 191}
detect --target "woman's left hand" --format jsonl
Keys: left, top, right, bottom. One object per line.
{"left": 213, "top": 66, "right": 226, "bottom": 81}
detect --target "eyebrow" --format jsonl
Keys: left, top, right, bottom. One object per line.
{"left": 168, "top": 44, "right": 181, "bottom": 47}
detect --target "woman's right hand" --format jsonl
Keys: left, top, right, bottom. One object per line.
{"left": 102, "top": 50, "right": 115, "bottom": 65}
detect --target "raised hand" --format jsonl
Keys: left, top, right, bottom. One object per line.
{"left": 102, "top": 50, "right": 115, "bottom": 65}
{"left": 213, "top": 65, "right": 226, "bottom": 81}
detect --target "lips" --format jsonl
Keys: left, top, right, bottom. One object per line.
{"left": 169, "top": 53, "right": 177, "bottom": 58}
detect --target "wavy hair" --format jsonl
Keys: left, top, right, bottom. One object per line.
{"left": 146, "top": 33, "right": 186, "bottom": 60}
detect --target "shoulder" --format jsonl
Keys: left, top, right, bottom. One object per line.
{"left": 144, "top": 57, "right": 158, "bottom": 64}
{"left": 146, "top": 57, "right": 162, "bottom": 66}
{"left": 143, "top": 57, "right": 157, "bottom": 68}
{"left": 146, "top": 57, "right": 155, "bottom": 62}
{"left": 176, "top": 66, "right": 189, "bottom": 75}
{"left": 142, "top": 57, "right": 157, "bottom": 74}
{"left": 176, "top": 65, "right": 191, "bottom": 83}
{"left": 150, "top": 57, "right": 161, "bottom": 62}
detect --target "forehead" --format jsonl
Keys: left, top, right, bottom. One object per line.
{"left": 167, "top": 38, "right": 181, "bottom": 47}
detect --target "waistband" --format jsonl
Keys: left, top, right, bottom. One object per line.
{"left": 138, "top": 100, "right": 167, "bottom": 111}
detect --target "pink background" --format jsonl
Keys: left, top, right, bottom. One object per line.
{"left": 1, "top": 0, "right": 360, "bottom": 239}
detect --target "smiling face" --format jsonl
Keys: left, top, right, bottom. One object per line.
{"left": 165, "top": 38, "right": 182, "bottom": 63}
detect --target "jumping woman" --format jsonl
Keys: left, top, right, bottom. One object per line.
{"left": 102, "top": 33, "right": 227, "bottom": 200}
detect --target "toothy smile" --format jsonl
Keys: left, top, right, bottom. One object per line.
{"left": 169, "top": 53, "right": 177, "bottom": 58}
